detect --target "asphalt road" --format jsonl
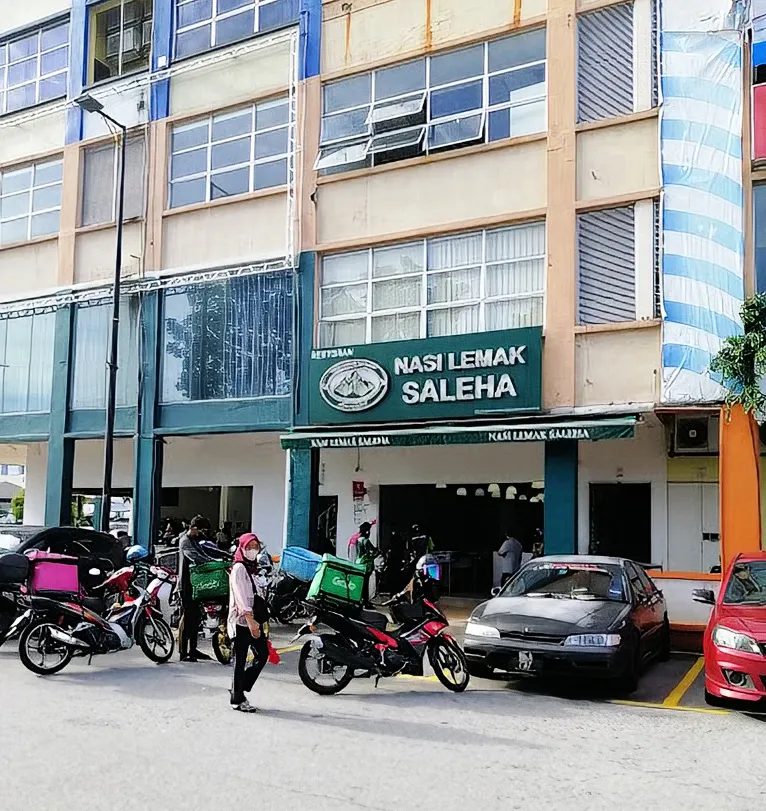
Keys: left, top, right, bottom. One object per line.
{"left": 0, "top": 639, "right": 764, "bottom": 811}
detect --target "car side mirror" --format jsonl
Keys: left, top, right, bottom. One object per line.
{"left": 490, "top": 586, "right": 501, "bottom": 597}
{"left": 692, "top": 588, "right": 716, "bottom": 605}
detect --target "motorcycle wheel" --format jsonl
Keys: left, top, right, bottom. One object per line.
{"left": 271, "top": 596, "right": 299, "bottom": 625}
{"left": 298, "top": 639, "right": 353, "bottom": 695}
{"left": 427, "top": 637, "right": 470, "bottom": 693}
{"left": 138, "top": 615, "right": 175, "bottom": 664}
{"left": 18, "top": 619, "right": 73, "bottom": 676}
{"left": 212, "top": 628, "right": 233, "bottom": 665}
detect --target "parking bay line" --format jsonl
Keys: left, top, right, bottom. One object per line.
{"left": 611, "top": 699, "right": 728, "bottom": 715}
{"left": 663, "top": 656, "right": 706, "bottom": 707}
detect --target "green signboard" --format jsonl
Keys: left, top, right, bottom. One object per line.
{"left": 308, "top": 328, "right": 543, "bottom": 425}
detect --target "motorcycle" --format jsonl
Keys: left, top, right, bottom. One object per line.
{"left": 269, "top": 571, "right": 312, "bottom": 624}
{"left": 293, "top": 572, "right": 469, "bottom": 695}
{"left": 16, "top": 561, "right": 176, "bottom": 676}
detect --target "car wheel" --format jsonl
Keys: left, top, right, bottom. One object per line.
{"left": 618, "top": 638, "right": 641, "bottom": 695}
{"left": 467, "top": 662, "right": 494, "bottom": 680}
{"left": 658, "top": 616, "right": 671, "bottom": 662}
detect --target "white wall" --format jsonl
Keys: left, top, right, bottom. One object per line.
{"left": 22, "top": 443, "right": 48, "bottom": 525}
{"left": 73, "top": 439, "right": 135, "bottom": 489}
{"left": 81, "top": 79, "right": 150, "bottom": 141}
{"left": 1, "top": 2, "right": 71, "bottom": 37}
{"left": 654, "top": 577, "right": 718, "bottom": 626}
{"left": 319, "top": 443, "right": 544, "bottom": 555}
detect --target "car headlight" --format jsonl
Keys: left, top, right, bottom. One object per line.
{"left": 465, "top": 621, "right": 500, "bottom": 639}
{"left": 564, "top": 633, "right": 622, "bottom": 647}
{"left": 712, "top": 626, "right": 761, "bottom": 655}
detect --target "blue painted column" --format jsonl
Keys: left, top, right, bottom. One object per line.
{"left": 132, "top": 292, "right": 162, "bottom": 549}
{"left": 65, "top": 0, "right": 87, "bottom": 144}
{"left": 285, "top": 448, "right": 319, "bottom": 549}
{"left": 300, "top": 0, "right": 322, "bottom": 80}
{"left": 45, "top": 307, "right": 75, "bottom": 526}
{"left": 150, "top": 0, "right": 173, "bottom": 120}
{"left": 544, "top": 440, "right": 578, "bottom": 556}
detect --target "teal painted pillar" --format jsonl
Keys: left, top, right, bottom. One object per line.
{"left": 45, "top": 307, "right": 74, "bottom": 526}
{"left": 285, "top": 448, "right": 319, "bottom": 549}
{"left": 294, "top": 252, "right": 316, "bottom": 427}
{"left": 133, "top": 292, "right": 162, "bottom": 550}
{"left": 544, "top": 440, "right": 578, "bottom": 556}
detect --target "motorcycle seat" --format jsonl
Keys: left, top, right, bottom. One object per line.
{"left": 358, "top": 609, "right": 388, "bottom": 631}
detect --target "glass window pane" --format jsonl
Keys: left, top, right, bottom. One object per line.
{"left": 170, "top": 176, "right": 206, "bottom": 207}
{"left": 178, "top": 0, "right": 213, "bottom": 27}
{"left": 33, "top": 184, "right": 62, "bottom": 211}
{"left": 428, "top": 113, "right": 484, "bottom": 149}
{"left": 215, "top": 9, "right": 255, "bottom": 46}
{"left": 2, "top": 167, "right": 31, "bottom": 194}
{"left": 172, "top": 121, "right": 209, "bottom": 152}
{"left": 210, "top": 166, "right": 249, "bottom": 198}
{"left": 0, "top": 46, "right": 5, "bottom": 67}
{"left": 321, "top": 108, "right": 369, "bottom": 144}
{"left": 375, "top": 59, "right": 426, "bottom": 100}
{"left": 427, "top": 268, "right": 480, "bottom": 304}
{"left": 8, "top": 34, "right": 38, "bottom": 63}
{"left": 488, "top": 108, "right": 510, "bottom": 142}
{"left": 211, "top": 136, "right": 250, "bottom": 169}
{"left": 486, "top": 297, "right": 544, "bottom": 330}
{"left": 372, "top": 277, "right": 421, "bottom": 311}
{"left": 486, "top": 224, "right": 545, "bottom": 261}
{"left": 3, "top": 317, "right": 33, "bottom": 413}
{"left": 372, "top": 312, "right": 420, "bottom": 343}
{"left": 510, "top": 99, "right": 546, "bottom": 137}
{"left": 176, "top": 24, "right": 212, "bottom": 58}
{"left": 42, "top": 23, "right": 69, "bottom": 51}
{"left": 324, "top": 74, "right": 371, "bottom": 114}
{"left": 27, "top": 312, "right": 55, "bottom": 412}
{"left": 255, "top": 127, "right": 288, "bottom": 159}
{"left": 323, "top": 252, "right": 368, "bottom": 284}
{"left": 372, "top": 242, "right": 423, "bottom": 278}
{"left": 488, "top": 29, "right": 546, "bottom": 73}
{"left": 430, "top": 44, "right": 484, "bottom": 86}
{"left": 487, "top": 260, "right": 544, "bottom": 297}
{"left": 30, "top": 210, "right": 59, "bottom": 237}
{"left": 1, "top": 191, "right": 29, "bottom": 219}
{"left": 39, "top": 73, "right": 67, "bottom": 102}
{"left": 260, "top": 0, "right": 300, "bottom": 31}
{"left": 41, "top": 47, "right": 68, "bottom": 74}
{"left": 124, "top": 137, "right": 147, "bottom": 220}
{"left": 427, "top": 305, "right": 480, "bottom": 337}
{"left": 8, "top": 58, "right": 36, "bottom": 86}
{"left": 218, "top": 0, "right": 252, "bottom": 12}
{"left": 256, "top": 98, "right": 289, "bottom": 129}
{"left": 429, "top": 80, "right": 483, "bottom": 119}
{"left": 489, "top": 64, "right": 546, "bottom": 106}
{"left": 81, "top": 144, "right": 115, "bottom": 226}
{"left": 161, "top": 292, "right": 192, "bottom": 403}
{"left": 212, "top": 109, "right": 252, "bottom": 141}
{"left": 171, "top": 147, "right": 207, "bottom": 179}
{"left": 35, "top": 161, "right": 62, "bottom": 185}
{"left": 254, "top": 158, "right": 287, "bottom": 189}
{"left": 71, "top": 304, "right": 108, "bottom": 408}
{"left": 319, "top": 319, "right": 366, "bottom": 348}
{"left": 428, "top": 233, "right": 482, "bottom": 269}
{"left": 321, "top": 284, "right": 368, "bottom": 317}
{"left": 0, "top": 218, "right": 27, "bottom": 245}
{"left": 6, "top": 84, "right": 35, "bottom": 112}
{"left": 368, "top": 126, "right": 425, "bottom": 153}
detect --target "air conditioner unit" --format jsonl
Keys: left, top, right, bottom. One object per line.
{"left": 122, "top": 26, "right": 142, "bottom": 54}
{"left": 106, "top": 32, "right": 121, "bottom": 58}
{"left": 673, "top": 415, "right": 719, "bottom": 455}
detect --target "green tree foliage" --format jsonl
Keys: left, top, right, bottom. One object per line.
{"left": 10, "top": 489, "right": 24, "bottom": 522}
{"left": 710, "top": 293, "right": 766, "bottom": 416}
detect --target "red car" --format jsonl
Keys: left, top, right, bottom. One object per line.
{"left": 694, "top": 553, "right": 766, "bottom": 706}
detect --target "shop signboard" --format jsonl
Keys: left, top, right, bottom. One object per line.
{"left": 309, "top": 328, "right": 542, "bottom": 425}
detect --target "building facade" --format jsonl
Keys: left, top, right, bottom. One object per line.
{"left": 0, "top": 0, "right": 754, "bottom": 625}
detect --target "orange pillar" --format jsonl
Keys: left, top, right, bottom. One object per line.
{"left": 719, "top": 405, "right": 762, "bottom": 571}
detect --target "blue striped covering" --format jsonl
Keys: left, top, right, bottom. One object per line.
{"left": 660, "top": 28, "right": 745, "bottom": 403}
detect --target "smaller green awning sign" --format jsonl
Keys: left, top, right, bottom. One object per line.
{"left": 280, "top": 417, "right": 637, "bottom": 450}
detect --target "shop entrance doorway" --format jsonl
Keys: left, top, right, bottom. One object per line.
{"left": 589, "top": 483, "right": 651, "bottom": 563}
{"left": 160, "top": 486, "right": 253, "bottom": 541}
{"left": 379, "top": 483, "right": 544, "bottom": 596}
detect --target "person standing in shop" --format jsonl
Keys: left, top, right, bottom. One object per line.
{"left": 498, "top": 531, "right": 523, "bottom": 588}
{"left": 178, "top": 514, "right": 214, "bottom": 662}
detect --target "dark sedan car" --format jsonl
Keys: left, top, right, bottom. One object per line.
{"left": 463, "top": 556, "right": 670, "bottom": 692}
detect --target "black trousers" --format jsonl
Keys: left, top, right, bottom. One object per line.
{"left": 179, "top": 596, "right": 201, "bottom": 658}
{"left": 231, "top": 625, "right": 269, "bottom": 704}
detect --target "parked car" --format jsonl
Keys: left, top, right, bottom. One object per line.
{"left": 463, "top": 555, "right": 670, "bottom": 692}
{"left": 694, "top": 553, "right": 766, "bottom": 706}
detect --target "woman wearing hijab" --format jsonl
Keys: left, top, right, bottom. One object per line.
{"left": 228, "top": 533, "right": 270, "bottom": 713}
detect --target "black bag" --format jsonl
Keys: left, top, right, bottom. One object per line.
{"left": 244, "top": 568, "right": 270, "bottom": 625}
{"left": 0, "top": 552, "right": 29, "bottom": 585}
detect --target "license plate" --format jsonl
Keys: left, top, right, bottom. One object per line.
{"left": 517, "top": 651, "right": 534, "bottom": 672}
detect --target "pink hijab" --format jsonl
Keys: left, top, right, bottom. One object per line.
{"left": 234, "top": 532, "right": 261, "bottom": 567}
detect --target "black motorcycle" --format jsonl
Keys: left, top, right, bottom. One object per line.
{"left": 269, "top": 571, "right": 311, "bottom": 625}
{"left": 293, "top": 573, "right": 469, "bottom": 695}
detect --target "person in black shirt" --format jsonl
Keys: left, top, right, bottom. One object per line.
{"left": 178, "top": 515, "right": 214, "bottom": 662}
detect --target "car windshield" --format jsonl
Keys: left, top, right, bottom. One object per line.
{"left": 503, "top": 562, "right": 628, "bottom": 602}
{"left": 723, "top": 561, "right": 766, "bottom": 605}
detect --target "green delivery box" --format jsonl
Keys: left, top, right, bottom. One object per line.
{"left": 190, "top": 560, "right": 230, "bottom": 601}
{"left": 307, "top": 555, "right": 366, "bottom": 605}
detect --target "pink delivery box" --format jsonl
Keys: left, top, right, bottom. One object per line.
{"left": 26, "top": 550, "right": 80, "bottom": 595}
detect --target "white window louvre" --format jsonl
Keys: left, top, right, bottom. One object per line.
{"left": 367, "top": 93, "right": 426, "bottom": 128}
{"left": 428, "top": 112, "right": 485, "bottom": 150}
{"left": 367, "top": 126, "right": 425, "bottom": 155}
{"left": 314, "top": 139, "right": 370, "bottom": 171}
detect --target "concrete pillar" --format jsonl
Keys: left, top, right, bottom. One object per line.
{"left": 544, "top": 440, "right": 579, "bottom": 555}
{"left": 284, "top": 448, "right": 319, "bottom": 549}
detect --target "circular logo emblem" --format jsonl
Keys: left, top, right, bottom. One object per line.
{"left": 319, "top": 359, "right": 389, "bottom": 413}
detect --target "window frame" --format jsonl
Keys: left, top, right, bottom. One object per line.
{"left": 167, "top": 96, "right": 291, "bottom": 209}
{"left": 87, "top": 0, "right": 153, "bottom": 86}
{"left": 316, "top": 30, "right": 548, "bottom": 173}
{"left": 0, "top": 19, "right": 70, "bottom": 117}
{"left": 0, "top": 311, "right": 56, "bottom": 415}
{"left": 318, "top": 223, "right": 547, "bottom": 347}
{"left": 0, "top": 157, "right": 63, "bottom": 247}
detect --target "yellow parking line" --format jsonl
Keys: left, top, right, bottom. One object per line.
{"left": 276, "top": 644, "right": 303, "bottom": 655}
{"left": 663, "top": 657, "right": 706, "bottom": 707}
{"left": 611, "top": 698, "right": 728, "bottom": 715}
{"left": 397, "top": 673, "right": 439, "bottom": 682}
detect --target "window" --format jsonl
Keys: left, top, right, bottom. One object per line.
{"left": 0, "top": 312, "right": 56, "bottom": 414}
{"left": 0, "top": 159, "right": 62, "bottom": 246}
{"left": 175, "top": 0, "right": 300, "bottom": 60}
{"left": 577, "top": 3, "right": 634, "bottom": 123}
{"left": 71, "top": 298, "right": 139, "bottom": 409}
{"left": 168, "top": 97, "right": 290, "bottom": 208}
{"left": 161, "top": 272, "right": 293, "bottom": 403}
{"left": 0, "top": 20, "right": 69, "bottom": 116}
{"left": 318, "top": 223, "right": 545, "bottom": 348}
{"left": 88, "top": 0, "right": 152, "bottom": 84}
{"left": 578, "top": 206, "right": 636, "bottom": 325}
{"left": 316, "top": 28, "right": 547, "bottom": 174}
{"left": 81, "top": 136, "right": 146, "bottom": 226}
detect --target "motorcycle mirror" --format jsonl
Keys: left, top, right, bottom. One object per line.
{"left": 89, "top": 568, "right": 101, "bottom": 576}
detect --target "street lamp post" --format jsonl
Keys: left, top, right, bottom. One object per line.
{"left": 75, "top": 94, "right": 127, "bottom": 534}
